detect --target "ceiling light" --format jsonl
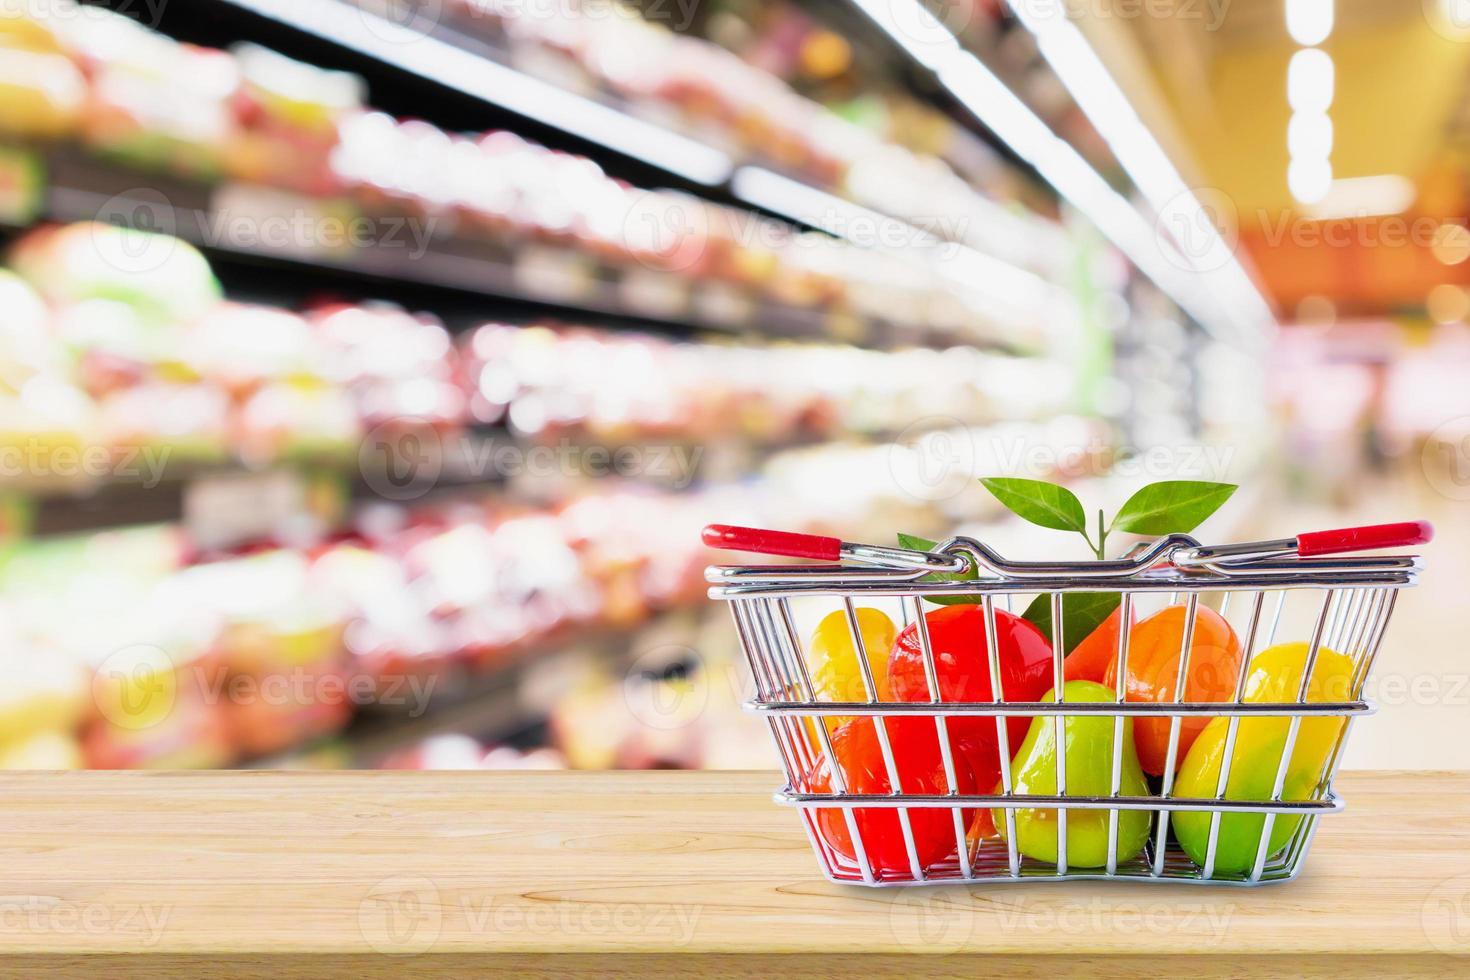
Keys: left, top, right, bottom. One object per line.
{"left": 731, "top": 165, "right": 1053, "bottom": 314}
{"left": 1286, "top": 0, "right": 1335, "bottom": 46}
{"left": 1294, "top": 294, "right": 1337, "bottom": 326}
{"left": 1287, "top": 49, "right": 1335, "bottom": 113}
{"left": 1307, "top": 175, "right": 1417, "bottom": 219}
{"left": 1437, "top": 0, "right": 1470, "bottom": 35}
{"left": 1288, "top": 157, "right": 1333, "bottom": 205}
{"left": 1427, "top": 283, "right": 1470, "bottom": 324}
{"left": 1432, "top": 223, "right": 1470, "bottom": 265}
{"left": 846, "top": 0, "right": 962, "bottom": 70}
{"left": 1287, "top": 112, "right": 1333, "bottom": 160}
{"left": 853, "top": 1, "right": 1276, "bottom": 345}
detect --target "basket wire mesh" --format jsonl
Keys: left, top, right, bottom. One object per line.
{"left": 705, "top": 524, "right": 1424, "bottom": 886}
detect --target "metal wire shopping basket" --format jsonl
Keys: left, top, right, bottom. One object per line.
{"left": 703, "top": 520, "right": 1431, "bottom": 886}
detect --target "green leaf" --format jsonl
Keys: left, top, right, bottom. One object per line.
{"left": 979, "top": 478, "right": 1087, "bottom": 532}
{"left": 1021, "top": 591, "right": 1121, "bottom": 654}
{"left": 898, "top": 533, "right": 981, "bottom": 606}
{"left": 1110, "top": 481, "right": 1238, "bottom": 535}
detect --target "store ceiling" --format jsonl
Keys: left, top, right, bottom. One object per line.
{"left": 1084, "top": 0, "right": 1470, "bottom": 319}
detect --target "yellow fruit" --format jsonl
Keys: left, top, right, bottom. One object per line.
{"left": 1173, "top": 642, "right": 1356, "bottom": 874}
{"left": 807, "top": 607, "right": 896, "bottom": 736}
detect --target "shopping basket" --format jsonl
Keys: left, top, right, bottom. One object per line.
{"left": 703, "top": 520, "right": 1430, "bottom": 886}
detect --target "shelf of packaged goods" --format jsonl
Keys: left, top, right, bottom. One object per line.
{"left": 204, "top": 0, "right": 1064, "bottom": 275}
{"left": 247, "top": 615, "right": 685, "bottom": 770}
{"left": 5, "top": 144, "right": 1004, "bottom": 353}
{"left": 0, "top": 769, "right": 1465, "bottom": 975}
{"left": 10, "top": 427, "right": 894, "bottom": 539}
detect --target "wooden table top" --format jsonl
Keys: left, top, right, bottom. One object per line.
{"left": 1, "top": 769, "right": 1466, "bottom": 977}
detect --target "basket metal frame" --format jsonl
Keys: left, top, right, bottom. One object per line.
{"left": 707, "top": 533, "right": 1420, "bottom": 887}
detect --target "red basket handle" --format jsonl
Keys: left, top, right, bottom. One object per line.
{"left": 702, "top": 524, "right": 841, "bottom": 561}
{"left": 1296, "top": 520, "right": 1434, "bottom": 557}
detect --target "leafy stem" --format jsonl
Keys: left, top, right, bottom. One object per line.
{"left": 901, "top": 478, "right": 1237, "bottom": 648}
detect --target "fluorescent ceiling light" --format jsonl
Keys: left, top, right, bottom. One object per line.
{"left": 1288, "top": 157, "right": 1334, "bottom": 205}
{"left": 1286, "top": 0, "right": 1334, "bottom": 46}
{"left": 732, "top": 164, "right": 1053, "bottom": 315}
{"left": 994, "top": 1, "right": 1276, "bottom": 344}
{"left": 1287, "top": 112, "right": 1333, "bottom": 160}
{"left": 221, "top": 0, "right": 733, "bottom": 185}
{"left": 1439, "top": 0, "right": 1470, "bottom": 33}
{"left": 1288, "top": 49, "right": 1335, "bottom": 114}
{"left": 1307, "top": 174, "right": 1417, "bottom": 219}
{"left": 846, "top": 0, "right": 962, "bottom": 70}
{"left": 935, "top": 53, "right": 1243, "bottom": 341}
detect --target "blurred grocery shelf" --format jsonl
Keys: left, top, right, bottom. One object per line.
{"left": 11, "top": 145, "right": 1013, "bottom": 351}
{"left": 0, "top": 0, "right": 1277, "bottom": 776}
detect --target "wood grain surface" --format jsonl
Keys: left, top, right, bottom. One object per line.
{"left": 0, "top": 769, "right": 1466, "bottom": 976}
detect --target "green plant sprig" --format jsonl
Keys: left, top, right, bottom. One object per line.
{"left": 901, "top": 478, "right": 1237, "bottom": 653}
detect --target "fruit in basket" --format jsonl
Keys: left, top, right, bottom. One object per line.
{"left": 808, "top": 716, "right": 977, "bottom": 877}
{"left": 887, "top": 605, "right": 1054, "bottom": 806}
{"left": 807, "top": 606, "right": 897, "bottom": 733}
{"left": 993, "top": 680, "right": 1152, "bottom": 868}
{"left": 1172, "top": 643, "right": 1355, "bottom": 875}
{"left": 1063, "top": 603, "right": 1133, "bottom": 684}
{"left": 1102, "top": 605, "right": 1243, "bottom": 776}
